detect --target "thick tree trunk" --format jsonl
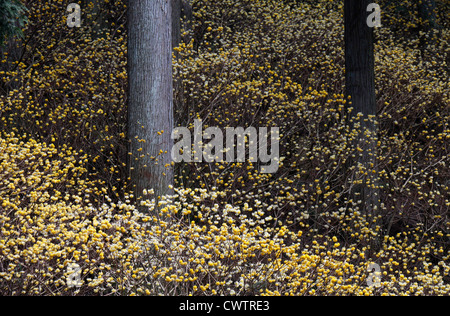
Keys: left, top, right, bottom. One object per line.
{"left": 172, "top": 0, "right": 193, "bottom": 49}
{"left": 172, "top": 0, "right": 182, "bottom": 122}
{"left": 172, "top": 0, "right": 182, "bottom": 50}
{"left": 418, "top": 0, "right": 438, "bottom": 59}
{"left": 181, "top": 0, "right": 193, "bottom": 38}
{"left": 172, "top": 0, "right": 193, "bottom": 128}
{"left": 127, "top": 0, "right": 174, "bottom": 205}
{"left": 344, "top": 0, "right": 381, "bottom": 252}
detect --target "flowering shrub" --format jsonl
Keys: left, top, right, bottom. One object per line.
{"left": 0, "top": 0, "right": 448, "bottom": 295}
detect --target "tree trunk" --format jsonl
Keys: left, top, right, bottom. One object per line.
{"left": 171, "top": 0, "right": 193, "bottom": 49}
{"left": 172, "top": 0, "right": 182, "bottom": 124}
{"left": 181, "top": 0, "right": 193, "bottom": 39}
{"left": 344, "top": 0, "right": 381, "bottom": 252}
{"left": 418, "top": 0, "right": 438, "bottom": 59}
{"left": 172, "top": 0, "right": 193, "bottom": 128}
{"left": 127, "top": 0, "right": 174, "bottom": 205}
{"left": 172, "top": 0, "right": 182, "bottom": 50}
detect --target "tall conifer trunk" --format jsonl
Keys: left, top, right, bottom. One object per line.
{"left": 127, "top": 0, "right": 174, "bottom": 205}
{"left": 344, "top": 0, "right": 381, "bottom": 251}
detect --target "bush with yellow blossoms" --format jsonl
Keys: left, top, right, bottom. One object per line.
{"left": 0, "top": 0, "right": 448, "bottom": 295}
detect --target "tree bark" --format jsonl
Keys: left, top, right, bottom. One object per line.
{"left": 171, "top": 0, "right": 192, "bottom": 49}
{"left": 127, "top": 0, "right": 174, "bottom": 205}
{"left": 344, "top": 0, "right": 381, "bottom": 251}
{"left": 172, "top": 0, "right": 193, "bottom": 128}
{"left": 181, "top": 0, "right": 193, "bottom": 38}
{"left": 172, "top": 0, "right": 182, "bottom": 50}
{"left": 418, "top": 0, "right": 438, "bottom": 59}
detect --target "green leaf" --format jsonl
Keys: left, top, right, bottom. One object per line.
{"left": 0, "top": 0, "right": 28, "bottom": 46}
